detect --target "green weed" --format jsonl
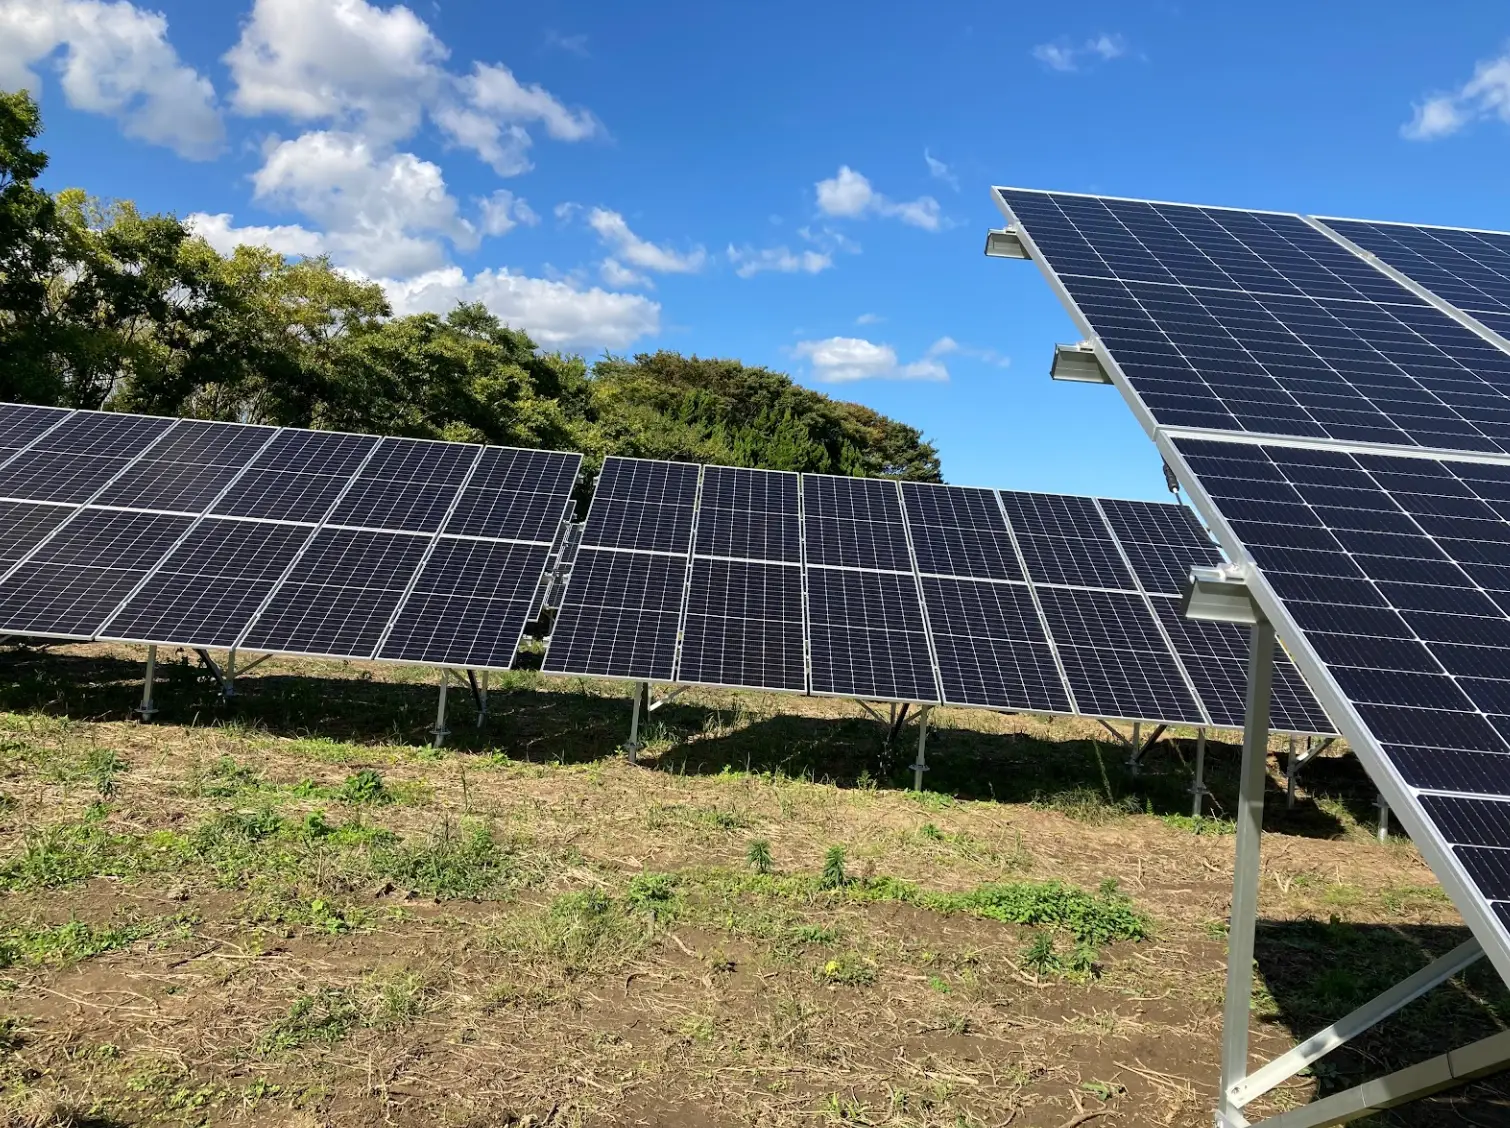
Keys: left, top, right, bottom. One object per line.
{"left": 819, "top": 846, "right": 848, "bottom": 890}
{"left": 746, "top": 838, "right": 773, "bottom": 875}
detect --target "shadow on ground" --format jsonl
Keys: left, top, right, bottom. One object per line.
{"left": 1256, "top": 919, "right": 1510, "bottom": 1125}
{"left": 0, "top": 644, "right": 1382, "bottom": 840}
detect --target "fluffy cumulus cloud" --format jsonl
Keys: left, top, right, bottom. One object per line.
{"left": 815, "top": 166, "right": 942, "bottom": 231}
{"left": 477, "top": 189, "right": 539, "bottom": 237}
{"left": 0, "top": 0, "right": 221, "bottom": 157}
{"left": 725, "top": 244, "right": 831, "bottom": 278}
{"left": 223, "top": 0, "right": 600, "bottom": 175}
{"left": 248, "top": 130, "right": 478, "bottom": 277}
{"left": 187, "top": 212, "right": 328, "bottom": 258}
{"left": 383, "top": 267, "right": 660, "bottom": 350}
{"left": 586, "top": 208, "right": 707, "bottom": 273}
{"left": 1403, "top": 45, "right": 1510, "bottom": 140}
{"left": 794, "top": 336, "right": 950, "bottom": 383}
{"left": 1032, "top": 33, "right": 1127, "bottom": 73}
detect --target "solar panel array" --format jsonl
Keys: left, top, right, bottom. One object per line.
{"left": 543, "top": 456, "right": 1334, "bottom": 730}
{"left": 0, "top": 404, "right": 580, "bottom": 672}
{"left": 994, "top": 187, "right": 1510, "bottom": 985}
{"left": 996, "top": 190, "right": 1510, "bottom": 454}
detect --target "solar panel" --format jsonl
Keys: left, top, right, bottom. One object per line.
{"left": 995, "top": 189, "right": 1510, "bottom": 454}
{"left": 1318, "top": 217, "right": 1510, "bottom": 341}
{"left": 1036, "top": 586, "right": 1206, "bottom": 724}
{"left": 93, "top": 421, "right": 278, "bottom": 513}
{"left": 899, "top": 482, "right": 1023, "bottom": 581}
{"left": 0, "top": 403, "right": 70, "bottom": 453}
{"left": 803, "top": 474, "right": 915, "bottom": 572}
{"left": 807, "top": 566, "right": 938, "bottom": 702}
{"left": 1169, "top": 434, "right": 1510, "bottom": 951}
{"left": 100, "top": 520, "right": 315, "bottom": 648}
{"left": 678, "top": 558, "right": 806, "bottom": 690}
{"left": 31, "top": 411, "right": 174, "bottom": 457}
{"left": 694, "top": 466, "right": 801, "bottom": 562}
{"left": 922, "top": 576, "right": 1072, "bottom": 712}
{"left": 377, "top": 540, "right": 550, "bottom": 668}
{"left": 542, "top": 548, "right": 685, "bottom": 680}
{"left": 213, "top": 430, "right": 381, "bottom": 523}
{"left": 239, "top": 529, "right": 431, "bottom": 658}
{"left": 999, "top": 491, "right": 1138, "bottom": 590}
{"left": 444, "top": 448, "right": 582, "bottom": 543}
{"left": 580, "top": 457, "right": 699, "bottom": 553}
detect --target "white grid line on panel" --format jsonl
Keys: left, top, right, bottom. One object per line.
{"left": 797, "top": 467, "right": 812, "bottom": 694}
{"left": 230, "top": 438, "right": 386, "bottom": 652}
{"left": 95, "top": 427, "right": 288, "bottom": 641}
{"left": 0, "top": 409, "right": 78, "bottom": 475}
{"left": 670, "top": 465, "right": 706, "bottom": 682}
{"left": 0, "top": 417, "right": 187, "bottom": 599}
{"left": 893, "top": 480, "right": 946, "bottom": 704}
{"left": 991, "top": 489, "right": 1080, "bottom": 715}
{"left": 369, "top": 445, "right": 486, "bottom": 659}
{"left": 1091, "top": 496, "right": 1213, "bottom": 727}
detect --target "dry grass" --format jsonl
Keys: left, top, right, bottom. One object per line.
{"left": 0, "top": 642, "right": 1506, "bottom": 1127}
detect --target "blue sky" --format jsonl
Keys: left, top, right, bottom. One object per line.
{"left": 4, "top": 0, "right": 1509, "bottom": 499}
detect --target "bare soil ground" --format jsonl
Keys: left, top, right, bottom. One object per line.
{"left": 0, "top": 642, "right": 1507, "bottom": 1127}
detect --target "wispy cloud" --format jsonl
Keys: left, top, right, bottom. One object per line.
{"left": 1402, "top": 45, "right": 1510, "bottom": 140}
{"left": 856, "top": 312, "right": 883, "bottom": 326}
{"left": 794, "top": 336, "right": 950, "bottom": 383}
{"left": 924, "top": 149, "right": 959, "bottom": 191}
{"left": 815, "top": 166, "right": 943, "bottom": 231}
{"left": 726, "top": 245, "right": 832, "bottom": 278}
{"left": 585, "top": 208, "right": 707, "bottom": 273}
{"left": 543, "top": 29, "right": 589, "bottom": 57}
{"left": 926, "top": 336, "right": 1010, "bottom": 368}
{"left": 1032, "top": 32, "right": 1128, "bottom": 73}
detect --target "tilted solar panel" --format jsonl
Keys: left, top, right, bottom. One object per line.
{"left": 543, "top": 547, "right": 685, "bottom": 680}
{"left": 0, "top": 403, "right": 70, "bottom": 453}
{"left": 995, "top": 188, "right": 1510, "bottom": 454}
{"left": 1169, "top": 434, "right": 1510, "bottom": 960}
{"left": 1317, "top": 217, "right": 1510, "bottom": 341}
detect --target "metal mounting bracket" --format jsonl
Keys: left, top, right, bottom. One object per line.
{"left": 983, "top": 226, "right": 1030, "bottom": 259}
{"left": 1050, "top": 341, "right": 1111, "bottom": 384}
{"left": 1184, "top": 563, "right": 1262, "bottom": 626}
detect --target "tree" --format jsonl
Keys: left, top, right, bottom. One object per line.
{"left": 0, "top": 90, "right": 63, "bottom": 405}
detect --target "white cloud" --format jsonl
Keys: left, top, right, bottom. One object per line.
{"left": 1402, "top": 46, "right": 1510, "bottom": 140}
{"left": 250, "top": 130, "right": 476, "bottom": 277}
{"left": 477, "top": 189, "right": 537, "bottom": 237}
{"left": 725, "top": 244, "right": 832, "bottom": 278}
{"left": 0, "top": 0, "right": 221, "bottom": 158}
{"left": 543, "top": 30, "right": 589, "bottom": 57}
{"left": 926, "top": 336, "right": 1010, "bottom": 367}
{"left": 924, "top": 149, "right": 958, "bottom": 191}
{"left": 223, "top": 0, "right": 444, "bottom": 139}
{"left": 586, "top": 208, "right": 706, "bottom": 273}
{"left": 793, "top": 336, "right": 949, "bottom": 383}
{"left": 224, "top": 0, "right": 600, "bottom": 176}
{"left": 186, "top": 212, "right": 328, "bottom": 258}
{"left": 600, "top": 258, "right": 651, "bottom": 288}
{"left": 383, "top": 266, "right": 660, "bottom": 350}
{"left": 855, "top": 312, "right": 883, "bottom": 326}
{"left": 1033, "top": 32, "right": 1128, "bottom": 73}
{"left": 814, "top": 166, "right": 942, "bottom": 231}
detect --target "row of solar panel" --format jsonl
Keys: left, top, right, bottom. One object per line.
{"left": 993, "top": 189, "right": 1510, "bottom": 968}
{"left": 541, "top": 456, "right": 1334, "bottom": 734}
{"left": 0, "top": 404, "right": 581, "bottom": 671}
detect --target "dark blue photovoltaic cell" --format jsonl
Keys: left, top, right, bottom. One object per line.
{"left": 0, "top": 404, "right": 70, "bottom": 452}
{"left": 803, "top": 475, "right": 914, "bottom": 572}
{"left": 581, "top": 457, "right": 698, "bottom": 553}
{"left": 922, "top": 576, "right": 1069, "bottom": 711}
{"left": 542, "top": 548, "right": 685, "bottom": 680}
{"left": 0, "top": 502, "right": 74, "bottom": 564}
{"left": 1320, "top": 218, "right": 1510, "bottom": 326}
{"left": 679, "top": 559, "right": 806, "bottom": 690}
{"left": 807, "top": 566, "right": 938, "bottom": 702}
{"left": 998, "top": 189, "right": 1510, "bottom": 454}
{"left": 694, "top": 466, "right": 801, "bottom": 562}
{"left": 899, "top": 482, "right": 1022, "bottom": 581}
{"left": 31, "top": 411, "right": 174, "bottom": 457}
{"left": 1174, "top": 434, "right": 1510, "bottom": 923}
{"left": 998, "top": 491, "right": 1134, "bottom": 589}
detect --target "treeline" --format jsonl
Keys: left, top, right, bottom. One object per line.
{"left": 0, "top": 91, "right": 940, "bottom": 482}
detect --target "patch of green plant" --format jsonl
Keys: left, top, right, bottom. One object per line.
{"left": 625, "top": 872, "right": 680, "bottom": 920}
{"left": 925, "top": 878, "right": 1149, "bottom": 948}
{"left": 256, "top": 988, "right": 361, "bottom": 1054}
{"left": 244, "top": 892, "right": 365, "bottom": 936}
{"left": 819, "top": 846, "right": 848, "bottom": 890}
{"left": 789, "top": 924, "right": 839, "bottom": 946}
{"left": 745, "top": 838, "right": 773, "bottom": 875}
{"left": 1159, "top": 813, "right": 1236, "bottom": 836}
{"left": 366, "top": 820, "right": 517, "bottom": 899}
{"left": 0, "top": 805, "right": 179, "bottom": 891}
{"left": 0, "top": 917, "right": 162, "bottom": 969}
{"left": 200, "top": 756, "right": 263, "bottom": 797}
{"left": 819, "top": 952, "right": 876, "bottom": 987}
{"left": 1031, "top": 786, "right": 1141, "bottom": 824}
{"left": 1020, "top": 931, "right": 1097, "bottom": 981}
